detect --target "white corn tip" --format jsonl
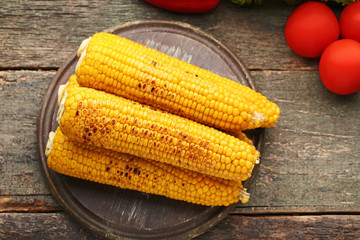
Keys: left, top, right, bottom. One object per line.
{"left": 252, "top": 111, "right": 265, "bottom": 122}
{"left": 77, "top": 36, "right": 91, "bottom": 57}
{"left": 76, "top": 36, "right": 91, "bottom": 71}
{"left": 57, "top": 82, "right": 69, "bottom": 107}
{"left": 239, "top": 188, "right": 250, "bottom": 204}
{"left": 45, "top": 131, "right": 56, "bottom": 157}
{"left": 57, "top": 89, "right": 68, "bottom": 123}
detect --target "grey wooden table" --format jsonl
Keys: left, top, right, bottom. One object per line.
{"left": 0, "top": 0, "right": 359, "bottom": 239}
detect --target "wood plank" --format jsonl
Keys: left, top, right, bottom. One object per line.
{"left": 0, "top": 195, "right": 60, "bottom": 213}
{"left": 197, "top": 214, "right": 360, "bottom": 240}
{"left": 0, "top": 0, "right": 341, "bottom": 70}
{"left": 1, "top": 213, "right": 359, "bottom": 239}
{"left": 0, "top": 212, "right": 96, "bottom": 239}
{"left": 236, "top": 70, "right": 360, "bottom": 213}
{"left": 1, "top": 70, "right": 359, "bottom": 214}
{"left": 0, "top": 70, "right": 54, "bottom": 196}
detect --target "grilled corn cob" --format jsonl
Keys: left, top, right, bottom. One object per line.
{"left": 80, "top": 33, "right": 280, "bottom": 129}
{"left": 59, "top": 75, "right": 256, "bottom": 145}
{"left": 45, "top": 128, "right": 249, "bottom": 206}
{"left": 75, "top": 32, "right": 279, "bottom": 131}
{"left": 58, "top": 87, "right": 260, "bottom": 181}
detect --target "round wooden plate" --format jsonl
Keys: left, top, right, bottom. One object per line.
{"left": 38, "top": 20, "right": 264, "bottom": 240}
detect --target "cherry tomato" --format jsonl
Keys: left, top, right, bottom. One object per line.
{"left": 340, "top": 1, "right": 360, "bottom": 43}
{"left": 285, "top": 1, "right": 340, "bottom": 58}
{"left": 319, "top": 39, "right": 360, "bottom": 95}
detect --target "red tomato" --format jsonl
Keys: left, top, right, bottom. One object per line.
{"left": 144, "top": 0, "right": 220, "bottom": 13}
{"left": 285, "top": 2, "right": 340, "bottom": 58}
{"left": 319, "top": 39, "right": 360, "bottom": 95}
{"left": 340, "top": 1, "right": 360, "bottom": 42}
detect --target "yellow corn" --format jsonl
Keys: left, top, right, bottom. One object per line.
{"left": 75, "top": 32, "right": 279, "bottom": 131}
{"left": 57, "top": 75, "right": 80, "bottom": 122}
{"left": 62, "top": 74, "right": 79, "bottom": 94}
{"left": 58, "top": 87, "right": 260, "bottom": 181}
{"left": 61, "top": 74, "right": 256, "bottom": 146}
{"left": 59, "top": 75, "right": 257, "bottom": 147}
{"left": 58, "top": 75, "right": 79, "bottom": 105}
{"left": 46, "top": 128, "right": 249, "bottom": 206}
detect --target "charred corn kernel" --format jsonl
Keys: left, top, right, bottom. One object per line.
{"left": 59, "top": 87, "right": 259, "bottom": 181}
{"left": 75, "top": 32, "right": 279, "bottom": 131}
{"left": 46, "top": 129, "right": 250, "bottom": 206}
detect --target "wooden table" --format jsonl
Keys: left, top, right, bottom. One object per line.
{"left": 1, "top": 0, "right": 359, "bottom": 239}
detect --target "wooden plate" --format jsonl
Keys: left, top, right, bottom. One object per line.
{"left": 38, "top": 20, "right": 264, "bottom": 240}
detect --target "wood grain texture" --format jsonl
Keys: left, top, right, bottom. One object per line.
{"left": 0, "top": 213, "right": 96, "bottom": 239}
{"left": 1, "top": 213, "right": 359, "bottom": 240}
{"left": 197, "top": 214, "right": 360, "bottom": 240}
{"left": 1, "top": 0, "right": 358, "bottom": 238}
{"left": 236, "top": 70, "right": 360, "bottom": 213}
{"left": 0, "top": 71, "right": 54, "bottom": 197}
{"left": 0, "top": 0, "right": 341, "bottom": 71}
{"left": 0, "top": 195, "right": 60, "bottom": 213}
{"left": 1, "top": 70, "right": 359, "bottom": 214}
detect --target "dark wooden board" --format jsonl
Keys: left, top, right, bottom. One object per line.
{"left": 1, "top": 213, "right": 360, "bottom": 240}
{"left": 0, "top": 0, "right": 343, "bottom": 71}
{"left": 37, "top": 20, "right": 263, "bottom": 239}
{"left": 236, "top": 70, "right": 360, "bottom": 213}
{"left": 1, "top": 0, "right": 359, "bottom": 238}
{"left": 1, "top": 70, "right": 358, "bottom": 215}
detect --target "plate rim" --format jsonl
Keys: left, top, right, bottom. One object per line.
{"left": 37, "top": 19, "right": 263, "bottom": 240}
